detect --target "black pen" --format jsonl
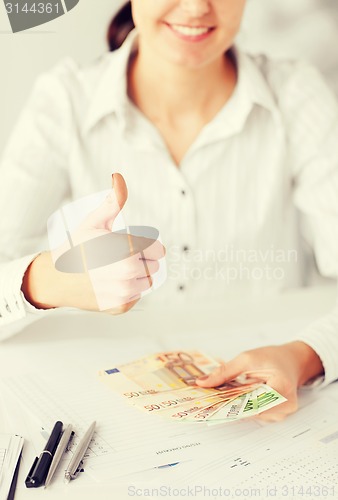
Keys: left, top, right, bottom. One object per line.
{"left": 25, "top": 421, "right": 63, "bottom": 488}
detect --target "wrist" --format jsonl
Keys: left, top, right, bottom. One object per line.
{"left": 22, "top": 251, "right": 98, "bottom": 310}
{"left": 22, "top": 252, "right": 56, "bottom": 309}
{"left": 286, "top": 341, "right": 324, "bottom": 387}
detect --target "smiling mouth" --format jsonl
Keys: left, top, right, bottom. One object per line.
{"left": 166, "top": 23, "right": 215, "bottom": 37}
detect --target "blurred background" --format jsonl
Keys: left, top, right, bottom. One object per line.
{"left": 238, "top": 0, "right": 338, "bottom": 96}
{"left": 0, "top": 0, "right": 338, "bottom": 153}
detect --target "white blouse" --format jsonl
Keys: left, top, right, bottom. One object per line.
{"left": 0, "top": 31, "right": 337, "bottom": 384}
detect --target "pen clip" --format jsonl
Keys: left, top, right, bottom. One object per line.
{"left": 25, "top": 457, "right": 38, "bottom": 487}
{"left": 65, "top": 459, "right": 84, "bottom": 483}
{"left": 73, "top": 460, "right": 84, "bottom": 479}
{"left": 67, "top": 431, "right": 75, "bottom": 448}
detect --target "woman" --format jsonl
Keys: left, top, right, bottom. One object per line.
{"left": 0, "top": 0, "right": 337, "bottom": 421}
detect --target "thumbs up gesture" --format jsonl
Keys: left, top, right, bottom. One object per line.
{"left": 71, "top": 173, "right": 129, "bottom": 245}
{"left": 22, "top": 174, "right": 166, "bottom": 314}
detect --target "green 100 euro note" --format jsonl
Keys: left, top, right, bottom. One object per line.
{"left": 98, "top": 351, "right": 287, "bottom": 425}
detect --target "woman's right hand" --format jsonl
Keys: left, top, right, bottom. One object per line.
{"left": 21, "top": 174, "right": 165, "bottom": 314}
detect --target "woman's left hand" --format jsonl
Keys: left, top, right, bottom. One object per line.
{"left": 196, "top": 341, "right": 324, "bottom": 422}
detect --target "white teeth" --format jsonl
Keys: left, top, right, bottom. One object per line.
{"left": 170, "top": 24, "right": 211, "bottom": 36}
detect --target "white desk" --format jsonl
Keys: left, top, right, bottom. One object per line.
{"left": 0, "top": 285, "right": 337, "bottom": 499}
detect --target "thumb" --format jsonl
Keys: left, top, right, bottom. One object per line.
{"left": 111, "top": 172, "right": 128, "bottom": 212}
{"left": 84, "top": 173, "right": 128, "bottom": 231}
{"left": 196, "top": 356, "right": 245, "bottom": 388}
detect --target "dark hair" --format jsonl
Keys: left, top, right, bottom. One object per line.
{"left": 107, "top": 1, "right": 135, "bottom": 51}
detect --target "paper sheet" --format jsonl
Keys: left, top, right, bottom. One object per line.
{"left": 0, "top": 434, "right": 23, "bottom": 500}
{"left": 1, "top": 370, "right": 265, "bottom": 482}
{"left": 171, "top": 393, "right": 338, "bottom": 496}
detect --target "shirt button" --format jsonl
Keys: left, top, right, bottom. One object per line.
{"left": 178, "top": 285, "right": 185, "bottom": 291}
{"left": 181, "top": 190, "right": 186, "bottom": 196}
{"left": 183, "top": 246, "right": 189, "bottom": 252}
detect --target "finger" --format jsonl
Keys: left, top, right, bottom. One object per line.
{"left": 139, "top": 238, "right": 166, "bottom": 260}
{"left": 117, "top": 276, "right": 153, "bottom": 299}
{"left": 81, "top": 173, "right": 128, "bottom": 231}
{"left": 137, "top": 259, "right": 160, "bottom": 278}
{"left": 235, "top": 369, "right": 275, "bottom": 384}
{"left": 254, "top": 375, "right": 298, "bottom": 422}
{"left": 102, "top": 254, "right": 159, "bottom": 280}
{"left": 256, "top": 398, "right": 298, "bottom": 422}
{"left": 134, "top": 275, "right": 153, "bottom": 294}
{"left": 107, "top": 296, "right": 140, "bottom": 315}
{"left": 196, "top": 356, "right": 246, "bottom": 387}
{"left": 256, "top": 412, "right": 287, "bottom": 423}
{"left": 125, "top": 295, "right": 141, "bottom": 306}
{"left": 112, "top": 173, "right": 128, "bottom": 212}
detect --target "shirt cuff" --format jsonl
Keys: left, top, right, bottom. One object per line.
{"left": 294, "top": 303, "right": 338, "bottom": 388}
{"left": 0, "top": 253, "right": 47, "bottom": 333}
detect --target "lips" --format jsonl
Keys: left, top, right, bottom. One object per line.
{"left": 170, "top": 24, "right": 213, "bottom": 36}
{"left": 165, "top": 22, "right": 215, "bottom": 41}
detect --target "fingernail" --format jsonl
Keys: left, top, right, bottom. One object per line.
{"left": 197, "top": 375, "right": 209, "bottom": 381}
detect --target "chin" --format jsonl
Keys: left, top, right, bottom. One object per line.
{"left": 165, "top": 50, "right": 214, "bottom": 70}
{"left": 159, "top": 39, "right": 226, "bottom": 70}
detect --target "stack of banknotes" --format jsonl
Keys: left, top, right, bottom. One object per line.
{"left": 99, "top": 351, "right": 286, "bottom": 425}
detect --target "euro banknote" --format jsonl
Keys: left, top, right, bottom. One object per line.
{"left": 99, "top": 351, "right": 286, "bottom": 424}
